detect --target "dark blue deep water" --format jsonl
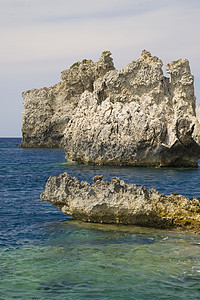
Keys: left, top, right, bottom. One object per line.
{"left": 1, "top": 138, "right": 200, "bottom": 299}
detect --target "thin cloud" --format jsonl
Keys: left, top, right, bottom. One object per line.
{"left": 1, "top": 1, "right": 199, "bottom": 66}
{"left": 0, "top": 0, "right": 186, "bottom": 25}
{"left": 0, "top": 0, "right": 200, "bottom": 136}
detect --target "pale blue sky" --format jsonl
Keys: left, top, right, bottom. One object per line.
{"left": 1, "top": 0, "right": 200, "bottom": 137}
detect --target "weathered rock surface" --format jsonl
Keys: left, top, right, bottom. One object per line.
{"left": 196, "top": 103, "right": 200, "bottom": 122}
{"left": 41, "top": 173, "right": 200, "bottom": 233}
{"left": 21, "top": 51, "right": 115, "bottom": 147}
{"left": 21, "top": 50, "right": 200, "bottom": 167}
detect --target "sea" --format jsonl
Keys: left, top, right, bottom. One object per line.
{"left": 0, "top": 138, "right": 200, "bottom": 300}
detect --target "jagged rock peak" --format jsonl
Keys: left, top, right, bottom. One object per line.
{"left": 41, "top": 172, "right": 200, "bottom": 233}
{"left": 21, "top": 50, "right": 200, "bottom": 167}
{"left": 139, "top": 49, "right": 163, "bottom": 66}
{"left": 60, "top": 50, "right": 115, "bottom": 81}
{"left": 20, "top": 51, "right": 115, "bottom": 148}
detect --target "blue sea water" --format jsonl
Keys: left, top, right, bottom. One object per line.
{"left": 0, "top": 138, "right": 200, "bottom": 299}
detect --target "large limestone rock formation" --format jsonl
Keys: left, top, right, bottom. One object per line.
{"left": 21, "top": 51, "right": 115, "bottom": 147}
{"left": 41, "top": 173, "right": 200, "bottom": 233}
{"left": 21, "top": 50, "right": 200, "bottom": 167}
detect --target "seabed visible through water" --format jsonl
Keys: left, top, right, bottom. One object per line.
{"left": 0, "top": 138, "right": 200, "bottom": 299}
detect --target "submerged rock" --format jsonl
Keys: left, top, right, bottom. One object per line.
{"left": 41, "top": 173, "right": 200, "bottom": 233}
{"left": 21, "top": 50, "right": 200, "bottom": 167}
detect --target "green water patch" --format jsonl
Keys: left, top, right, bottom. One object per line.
{"left": 1, "top": 223, "right": 200, "bottom": 299}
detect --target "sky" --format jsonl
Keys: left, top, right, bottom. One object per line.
{"left": 1, "top": 0, "right": 200, "bottom": 137}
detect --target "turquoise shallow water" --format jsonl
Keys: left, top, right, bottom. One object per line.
{"left": 0, "top": 138, "right": 200, "bottom": 299}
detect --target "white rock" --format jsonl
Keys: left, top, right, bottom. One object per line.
{"left": 21, "top": 50, "right": 200, "bottom": 167}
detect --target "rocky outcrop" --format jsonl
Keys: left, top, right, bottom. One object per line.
{"left": 21, "top": 50, "right": 200, "bottom": 167}
{"left": 21, "top": 51, "right": 115, "bottom": 147}
{"left": 41, "top": 173, "right": 200, "bottom": 233}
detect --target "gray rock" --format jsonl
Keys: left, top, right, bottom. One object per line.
{"left": 41, "top": 172, "right": 200, "bottom": 232}
{"left": 21, "top": 50, "right": 200, "bottom": 167}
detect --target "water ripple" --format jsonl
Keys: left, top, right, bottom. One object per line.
{"left": 1, "top": 138, "right": 200, "bottom": 299}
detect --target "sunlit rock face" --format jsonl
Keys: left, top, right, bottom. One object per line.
{"left": 21, "top": 51, "right": 115, "bottom": 148}
{"left": 41, "top": 173, "right": 200, "bottom": 233}
{"left": 196, "top": 103, "right": 200, "bottom": 122}
{"left": 21, "top": 50, "right": 200, "bottom": 167}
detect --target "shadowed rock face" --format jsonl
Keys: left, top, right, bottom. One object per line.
{"left": 41, "top": 173, "right": 200, "bottom": 233}
{"left": 21, "top": 50, "right": 200, "bottom": 167}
